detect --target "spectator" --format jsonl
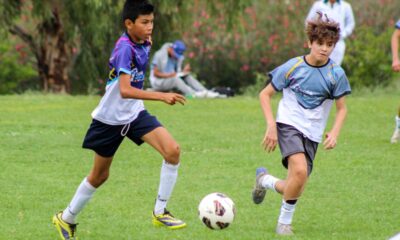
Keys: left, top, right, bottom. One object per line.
{"left": 390, "top": 19, "right": 400, "bottom": 143}
{"left": 150, "top": 40, "right": 222, "bottom": 98}
{"left": 306, "top": 0, "right": 355, "bottom": 65}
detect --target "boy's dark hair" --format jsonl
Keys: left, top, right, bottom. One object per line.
{"left": 306, "top": 12, "right": 340, "bottom": 44}
{"left": 122, "top": 0, "right": 154, "bottom": 23}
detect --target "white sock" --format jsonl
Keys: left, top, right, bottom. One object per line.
{"left": 62, "top": 177, "right": 96, "bottom": 224}
{"left": 154, "top": 160, "right": 179, "bottom": 215}
{"left": 278, "top": 200, "right": 297, "bottom": 225}
{"left": 261, "top": 174, "right": 279, "bottom": 192}
{"left": 396, "top": 116, "right": 400, "bottom": 129}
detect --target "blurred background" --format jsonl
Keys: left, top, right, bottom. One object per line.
{"left": 0, "top": 0, "right": 399, "bottom": 95}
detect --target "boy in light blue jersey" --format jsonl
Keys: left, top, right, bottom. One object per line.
{"left": 252, "top": 12, "right": 351, "bottom": 235}
{"left": 390, "top": 19, "right": 400, "bottom": 143}
{"left": 52, "top": 1, "right": 186, "bottom": 239}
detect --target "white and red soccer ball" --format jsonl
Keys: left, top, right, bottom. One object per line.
{"left": 198, "top": 192, "right": 236, "bottom": 230}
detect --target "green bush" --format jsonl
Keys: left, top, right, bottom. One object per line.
{"left": 0, "top": 40, "right": 38, "bottom": 94}
{"left": 242, "top": 72, "right": 268, "bottom": 97}
{"left": 343, "top": 26, "right": 395, "bottom": 89}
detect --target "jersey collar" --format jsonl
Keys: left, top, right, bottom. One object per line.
{"left": 123, "top": 32, "right": 150, "bottom": 47}
{"left": 324, "top": 0, "right": 340, "bottom": 4}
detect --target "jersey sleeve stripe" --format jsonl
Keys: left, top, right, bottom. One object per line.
{"left": 285, "top": 57, "right": 304, "bottom": 79}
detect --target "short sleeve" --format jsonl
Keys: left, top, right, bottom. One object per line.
{"left": 332, "top": 72, "right": 351, "bottom": 99}
{"left": 112, "top": 44, "right": 133, "bottom": 76}
{"left": 395, "top": 20, "right": 400, "bottom": 29}
{"left": 151, "top": 52, "right": 159, "bottom": 67}
{"left": 269, "top": 58, "right": 301, "bottom": 92}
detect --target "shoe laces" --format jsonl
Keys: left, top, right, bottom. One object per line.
{"left": 163, "top": 209, "right": 174, "bottom": 217}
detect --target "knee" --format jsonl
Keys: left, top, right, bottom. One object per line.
{"left": 292, "top": 168, "right": 308, "bottom": 183}
{"left": 163, "top": 143, "right": 181, "bottom": 165}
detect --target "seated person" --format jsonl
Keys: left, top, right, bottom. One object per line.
{"left": 150, "top": 40, "right": 221, "bottom": 98}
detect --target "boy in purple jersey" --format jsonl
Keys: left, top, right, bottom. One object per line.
{"left": 390, "top": 19, "right": 400, "bottom": 143}
{"left": 52, "top": 1, "right": 186, "bottom": 239}
{"left": 252, "top": 12, "right": 350, "bottom": 235}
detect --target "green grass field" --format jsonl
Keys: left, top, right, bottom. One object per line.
{"left": 0, "top": 94, "right": 399, "bottom": 239}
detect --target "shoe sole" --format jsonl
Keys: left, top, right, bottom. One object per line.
{"left": 252, "top": 168, "right": 267, "bottom": 204}
{"left": 53, "top": 215, "right": 68, "bottom": 240}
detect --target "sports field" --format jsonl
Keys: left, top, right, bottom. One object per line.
{"left": 0, "top": 94, "right": 399, "bottom": 239}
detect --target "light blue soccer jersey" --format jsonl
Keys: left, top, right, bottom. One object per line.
{"left": 270, "top": 56, "right": 351, "bottom": 142}
{"left": 396, "top": 19, "right": 400, "bottom": 29}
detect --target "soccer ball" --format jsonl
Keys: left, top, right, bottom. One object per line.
{"left": 198, "top": 192, "right": 236, "bottom": 230}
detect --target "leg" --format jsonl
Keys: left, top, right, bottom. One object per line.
{"left": 53, "top": 154, "right": 114, "bottom": 239}
{"left": 252, "top": 155, "right": 307, "bottom": 206}
{"left": 62, "top": 154, "right": 113, "bottom": 223}
{"left": 183, "top": 75, "right": 207, "bottom": 92}
{"left": 141, "top": 127, "right": 186, "bottom": 229}
{"left": 276, "top": 153, "right": 308, "bottom": 235}
{"left": 152, "top": 77, "right": 195, "bottom": 96}
{"left": 391, "top": 106, "right": 400, "bottom": 143}
{"left": 87, "top": 153, "right": 113, "bottom": 188}
{"left": 283, "top": 153, "right": 308, "bottom": 200}
{"left": 142, "top": 127, "right": 180, "bottom": 165}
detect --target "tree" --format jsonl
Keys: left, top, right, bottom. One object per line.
{"left": 0, "top": 0, "right": 249, "bottom": 94}
{"left": 0, "top": 0, "right": 118, "bottom": 93}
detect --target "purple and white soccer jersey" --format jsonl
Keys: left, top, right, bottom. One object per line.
{"left": 269, "top": 56, "right": 351, "bottom": 143}
{"left": 92, "top": 32, "right": 151, "bottom": 125}
{"left": 396, "top": 19, "right": 400, "bottom": 29}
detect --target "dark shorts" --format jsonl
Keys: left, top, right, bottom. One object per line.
{"left": 82, "top": 110, "right": 162, "bottom": 157}
{"left": 277, "top": 122, "right": 319, "bottom": 175}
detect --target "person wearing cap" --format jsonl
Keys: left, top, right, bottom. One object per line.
{"left": 150, "top": 40, "right": 220, "bottom": 98}
{"left": 306, "top": 0, "right": 355, "bottom": 65}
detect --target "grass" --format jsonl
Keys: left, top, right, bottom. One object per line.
{"left": 0, "top": 93, "right": 399, "bottom": 239}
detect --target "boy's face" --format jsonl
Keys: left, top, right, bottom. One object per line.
{"left": 308, "top": 39, "right": 335, "bottom": 63}
{"left": 125, "top": 13, "right": 154, "bottom": 43}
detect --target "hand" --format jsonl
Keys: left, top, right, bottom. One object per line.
{"left": 183, "top": 63, "right": 191, "bottom": 73}
{"left": 261, "top": 125, "right": 278, "bottom": 153}
{"left": 323, "top": 132, "right": 337, "bottom": 150}
{"left": 161, "top": 93, "right": 186, "bottom": 105}
{"left": 392, "top": 59, "right": 400, "bottom": 72}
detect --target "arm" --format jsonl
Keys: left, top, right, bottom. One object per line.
{"left": 391, "top": 29, "right": 400, "bottom": 72}
{"left": 119, "top": 73, "right": 185, "bottom": 105}
{"left": 324, "top": 96, "right": 347, "bottom": 150}
{"left": 259, "top": 83, "right": 278, "bottom": 152}
{"left": 342, "top": 4, "right": 355, "bottom": 39}
{"left": 153, "top": 66, "right": 177, "bottom": 79}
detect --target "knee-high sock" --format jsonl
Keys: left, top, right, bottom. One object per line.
{"left": 154, "top": 160, "right": 179, "bottom": 215}
{"left": 278, "top": 200, "right": 297, "bottom": 225}
{"left": 62, "top": 177, "right": 96, "bottom": 224}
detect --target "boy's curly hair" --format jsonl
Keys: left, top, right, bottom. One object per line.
{"left": 306, "top": 12, "right": 340, "bottom": 44}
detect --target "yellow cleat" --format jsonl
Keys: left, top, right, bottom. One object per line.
{"left": 152, "top": 209, "right": 187, "bottom": 229}
{"left": 52, "top": 211, "right": 78, "bottom": 240}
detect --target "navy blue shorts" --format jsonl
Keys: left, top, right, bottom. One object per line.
{"left": 82, "top": 110, "right": 162, "bottom": 157}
